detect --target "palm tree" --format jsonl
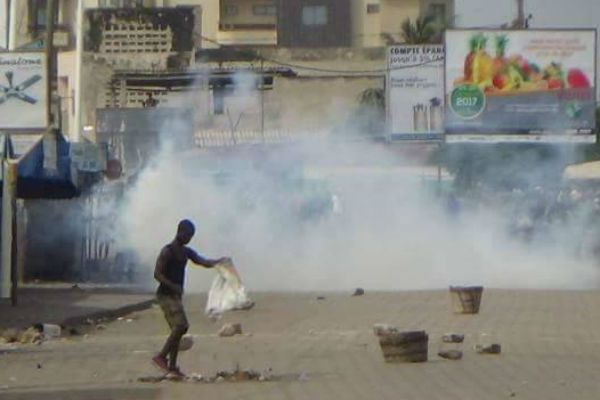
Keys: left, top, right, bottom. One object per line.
{"left": 357, "top": 88, "right": 385, "bottom": 111}
{"left": 400, "top": 15, "right": 438, "bottom": 44}
{"left": 355, "top": 88, "right": 385, "bottom": 136}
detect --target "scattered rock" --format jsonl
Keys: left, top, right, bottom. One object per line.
{"left": 475, "top": 344, "right": 501, "bottom": 354}
{"left": 126, "top": 319, "right": 133, "bottom": 323}
{"left": 215, "top": 376, "right": 225, "bottom": 383}
{"left": 438, "top": 350, "right": 463, "bottom": 360}
{"left": 96, "top": 324, "right": 107, "bottom": 331}
{"left": 442, "top": 333, "right": 465, "bottom": 343}
{"left": 298, "top": 372, "right": 309, "bottom": 382}
{"left": 37, "top": 363, "right": 42, "bottom": 369}
{"left": 373, "top": 324, "right": 399, "bottom": 337}
{"left": 352, "top": 288, "right": 365, "bottom": 296}
{"left": 316, "top": 296, "right": 326, "bottom": 300}
{"left": 218, "top": 323, "right": 242, "bottom": 337}
{"left": 179, "top": 335, "right": 194, "bottom": 351}
{"left": 117, "top": 317, "right": 124, "bottom": 321}
{"left": 71, "top": 284, "right": 83, "bottom": 291}
{"left": 509, "top": 391, "right": 516, "bottom": 397}
{"left": 187, "top": 373, "right": 203, "bottom": 382}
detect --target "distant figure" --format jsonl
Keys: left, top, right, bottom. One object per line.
{"left": 152, "top": 219, "right": 226, "bottom": 378}
{"left": 143, "top": 92, "right": 158, "bottom": 108}
{"left": 446, "top": 193, "right": 461, "bottom": 217}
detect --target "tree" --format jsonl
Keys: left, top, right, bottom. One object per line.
{"left": 400, "top": 15, "right": 438, "bottom": 44}
{"left": 355, "top": 88, "right": 385, "bottom": 137}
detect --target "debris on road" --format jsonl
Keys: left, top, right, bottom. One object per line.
{"left": 378, "top": 330, "right": 428, "bottom": 363}
{"left": 138, "top": 367, "right": 300, "bottom": 384}
{"left": 19, "top": 326, "right": 43, "bottom": 344}
{"left": 218, "top": 323, "right": 242, "bottom": 337}
{"left": 442, "top": 333, "right": 465, "bottom": 343}
{"left": 438, "top": 350, "right": 463, "bottom": 360}
{"left": 373, "top": 324, "right": 399, "bottom": 337}
{"left": 41, "top": 324, "right": 61, "bottom": 339}
{"left": 179, "top": 335, "right": 194, "bottom": 351}
{"left": 1, "top": 328, "right": 20, "bottom": 343}
{"left": 352, "top": 288, "right": 365, "bottom": 296}
{"left": 475, "top": 343, "right": 501, "bottom": 354}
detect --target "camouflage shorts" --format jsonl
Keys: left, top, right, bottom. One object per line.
{"left": 157, "top": 294, "right": 189, "bottom": 331}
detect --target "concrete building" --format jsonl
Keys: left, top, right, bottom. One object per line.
{"left": 2, "top": 0, "right": 455, "bottom": 143}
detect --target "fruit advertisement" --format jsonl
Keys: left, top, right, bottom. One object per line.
{"left": 445, "top": 29, "right": 596, "bottom": 135}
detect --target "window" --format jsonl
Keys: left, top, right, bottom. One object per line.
{"left": 253, "top": 4, "right": 277, "bottom": 16}
{"left": 224, "top": 5, "right": 238, "bottom": 16}
{"left": 429, "top": 3, "right": 447, "bottom": 25}
{"left": 366, "top": 3, "right": 380, "bottom": 14}
{"left": 28, "top": 0, "right": 59, "bottom": 34}
{"left": 99, "top": 0, "right": 121, "bottom": 7}
{"left": 99, "top": 0, "right": 144, "bottom": 7}
{"left": 301, "top": 5, "right": 327, "bottom": 26}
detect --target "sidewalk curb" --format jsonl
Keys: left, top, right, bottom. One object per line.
{"left": 61, "top": 298, "right": 156, "bottom": 327}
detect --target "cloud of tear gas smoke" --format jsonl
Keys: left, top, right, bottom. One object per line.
{"left": 118, "top": 73, "right": 600, "bottom": 293}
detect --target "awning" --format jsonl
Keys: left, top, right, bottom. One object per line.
{"left": 563, "top": 161, "right": 600, "bottom": 180}
{"left": 0, "top": 134, "right": 78, "bottom": 199}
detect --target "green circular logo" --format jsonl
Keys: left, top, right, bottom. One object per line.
{"left": 450, "top": 85, "right": 486, "bottom": 119}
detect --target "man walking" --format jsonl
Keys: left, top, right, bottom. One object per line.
{"left": 152, "top": 219, "right": 224, "bottom": 378}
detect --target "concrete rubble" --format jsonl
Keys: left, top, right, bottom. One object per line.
{"left": 218, "top": 323, "right": 242, "bottom": 337}
{"left": 442, "top": 333, "right": 465, "bottom": 343}
{"left": 438, "top": 350, "right": 463, "bottom": 360}
{"left": 475, "top": 344, "right": 502, "bottom": 354}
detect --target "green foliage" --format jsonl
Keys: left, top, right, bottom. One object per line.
{"left": 400, "top": 15, "right": 439, "bottom": 44}
{"left": 357, "top": 88, "right": 385, "bottom": 110}
{"left": 354, "top": 88, "right": 385, "bottom": 137}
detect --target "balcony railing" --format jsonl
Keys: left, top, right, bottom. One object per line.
{"left": 219, "top": 23, "right": 277, "bottom": 31}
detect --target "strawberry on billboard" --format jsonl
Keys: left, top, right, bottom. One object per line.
{"left": 445, "top": 29, "right": 597, "bottom": 139}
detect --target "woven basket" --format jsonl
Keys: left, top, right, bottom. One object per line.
{"left": 449, "top": 286, "right": 484, "bottom": 314}
{"left": 378, "top": 331, "right": 428, "bottom": 363}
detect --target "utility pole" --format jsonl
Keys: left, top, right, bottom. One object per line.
{"left": 74, "top": 0, "right": 84, "bottom": 142}
{"left": 43, "top": 0, "right": 57, "bottom": 173}
{"left": 0, "top": 135, "right": 17, "bottom": 305}
{"left": 515, "top": 0, "right": 525, "bottom": 29}
{"left": 44, "top": 0, "right": 55, "bottom": 127}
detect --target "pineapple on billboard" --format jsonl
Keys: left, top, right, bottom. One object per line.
{"left": 445, "top": 29, "right": 596, "bottom": 139}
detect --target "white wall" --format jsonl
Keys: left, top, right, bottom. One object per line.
{"left": 0, "top": 0, "right": 7, "bottom": 49}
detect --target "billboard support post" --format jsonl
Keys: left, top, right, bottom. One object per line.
{"left": 0, "top": 134, "right": 17, "bottom": 305}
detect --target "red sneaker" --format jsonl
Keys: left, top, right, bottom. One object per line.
{"left": 152, "top": 354, "right": 169, "bottom": 373}
{"left": 167, "top": 367, "right": 186, "bottom": 380}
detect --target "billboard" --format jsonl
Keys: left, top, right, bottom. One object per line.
{"left": 387, "top": 45, "right": 445, "bottom": 140}
{"left": 0, "top": 52, "right": 47, "bottom": 130}
{"left": 445, "top": 29, "right": 597, "bottom": 139}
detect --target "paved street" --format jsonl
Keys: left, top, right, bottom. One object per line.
{"left": 1, "top": 290, "right": 600, "bottom": 400}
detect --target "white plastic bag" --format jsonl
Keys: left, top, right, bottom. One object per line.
{"left": 205, "top": 258, "right": 253, "bottom": 320}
